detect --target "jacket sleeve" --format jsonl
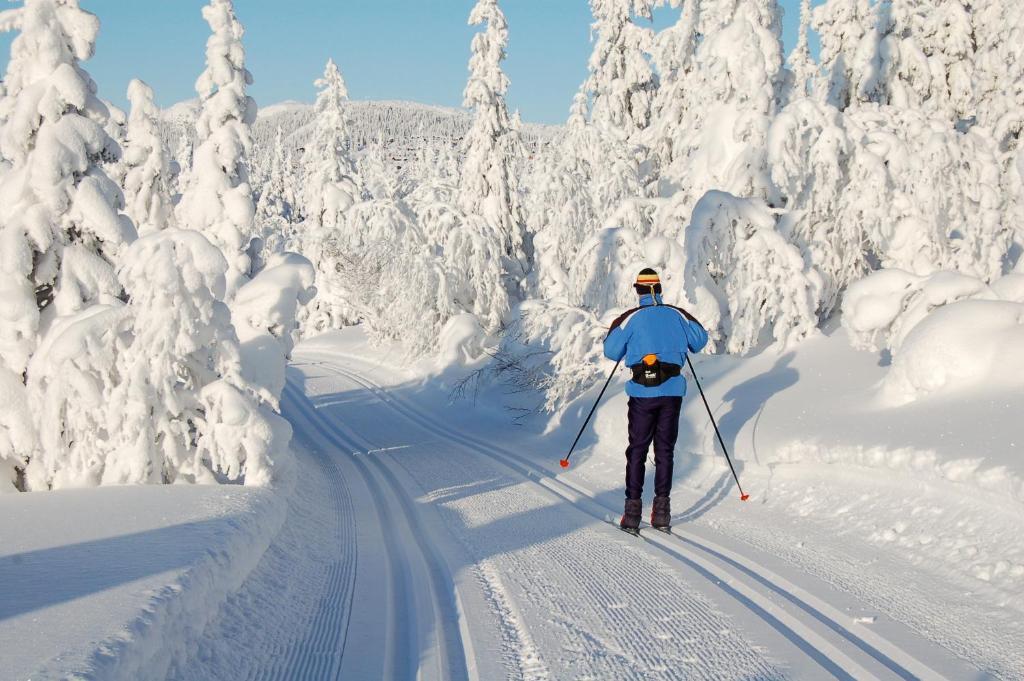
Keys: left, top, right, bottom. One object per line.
{"left": 604, "top": 324, "right": 629, "bottom": 362}
{"left": 684, "top": 318, "right": 709, "bottom": 354}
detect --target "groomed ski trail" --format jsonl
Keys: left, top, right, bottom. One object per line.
{"left": 304, "top": 348, "right": 970, "bottom": 680}
{"left": 172, "top": 370, "right": 473, "bottom": 681}
{"left": 293, "top": 358, "right": 786, "bottom": 680}
{"left": 176, "top": 346, "right": 983, "bottom": 680}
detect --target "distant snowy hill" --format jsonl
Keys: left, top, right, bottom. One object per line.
{"left": 160, "top": 98, "right": 559, "bottom": 179}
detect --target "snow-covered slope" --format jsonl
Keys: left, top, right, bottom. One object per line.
{"left": 160, "top": 98, "right": 557, "bottom": 167}
{"left": 0, "top": 482, "right": 286, "bottom": 680}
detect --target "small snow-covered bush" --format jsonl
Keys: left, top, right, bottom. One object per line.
{"left": 232, "top": 252, "right": 316, "bottom": 402}
{"left": 842, "top": 269, "right": 991, "bottom": 353}
{"left": 518, "top": 300, "right": 608, "bottom": 412}
{"left": 685, "top": 190, "right": 822, "bottom": 355}
{"left": 233, "top": 252, "right": 317, "bottom": 359}
{"left": 437, "top": 313, "right": 487, "bottom": 367}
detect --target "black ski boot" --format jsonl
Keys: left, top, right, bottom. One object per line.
{"left": 620, "top": 498, "right": 642, "bottom": 535}
{"left": 651, "top": 496, "right": 671, "bottom": 532}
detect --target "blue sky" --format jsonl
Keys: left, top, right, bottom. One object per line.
{"left": 0, "top": 1, "right": 814, "bottom": 125}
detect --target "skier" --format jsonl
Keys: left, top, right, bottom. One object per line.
{"left": 604, "top": 268, "right": 709, "bottom": 533}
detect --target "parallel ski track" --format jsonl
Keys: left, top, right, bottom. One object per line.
{"left": 283, "top": 379, "right": 473, "bottom": 681}
{"left": 176, "top": 383, "right": 360, "bottom": 681}
{"left": 261, "top": 401, "right": 358, "bottom": 681}
{"left": 309, "top": 355, "right": 950, "bottom": 681}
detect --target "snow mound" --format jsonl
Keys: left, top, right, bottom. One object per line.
{"left": 843, "top": 269, "right": 1024, "bottom": 404}
{"left": 883, "top": 299, "right": 1024, "bottom": 405}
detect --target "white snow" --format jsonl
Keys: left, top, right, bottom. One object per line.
{"left": 1, "top": 0, "right": 1023, "bottom": 678}
{"left": 0, "top": 481, "right": 286, "bottom": 680}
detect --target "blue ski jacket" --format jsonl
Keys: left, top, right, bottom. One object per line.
{"left": 603, "top": 294, "right": 710, "bottom": 398}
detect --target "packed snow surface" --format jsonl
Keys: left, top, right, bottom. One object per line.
{"left": 3, "top": 328, "right": 1021, "bottom": 679}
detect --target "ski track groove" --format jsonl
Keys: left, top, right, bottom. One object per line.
{"left": 171, "top": 387, "right": 359, "bottom": 681}
{"left": 283, "top": 381, "right": 472, "bottom": 681}
{"left": 312, "top": 355, "right": 949, "bottom": 681}
{"left": 273, "top": 388, "right": 358, "bottom": 681}
{"left": 284, "top": 383, "right": 416, "bottom": 681}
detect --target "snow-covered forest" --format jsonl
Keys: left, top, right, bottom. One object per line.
{"left": 4, "top": 1, "right": 1024, "bottom": 678}
{"left": 1, "top": 0, "right": 1022, "bottom": 494}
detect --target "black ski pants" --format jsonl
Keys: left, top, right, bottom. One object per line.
{"left": 625, "top": 396, "right": 682, "bottom": 500}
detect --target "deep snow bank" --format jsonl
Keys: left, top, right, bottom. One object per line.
{"left": 0, "top": 477, "right": 289, "bottom": 680}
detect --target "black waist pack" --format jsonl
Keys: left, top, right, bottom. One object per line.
{"left": 630, "top": 358, "right": 682, "bottom": 387}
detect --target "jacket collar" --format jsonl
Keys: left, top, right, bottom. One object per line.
{"left": 639, "top": 293, "right": 664, "bottom": 307}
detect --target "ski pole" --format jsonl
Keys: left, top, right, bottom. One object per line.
{"left": 685, "top": 355, "right": 750, "bottom": 501}
{"left": 560, "top": 359, "right": 622, "bottom": 469}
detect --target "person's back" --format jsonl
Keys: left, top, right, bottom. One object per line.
{"left": 603, "top": 268, "right": 708, "bottom": 533}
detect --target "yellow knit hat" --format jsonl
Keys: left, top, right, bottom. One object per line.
{"left": 635, "top": 268, "right": 660, "bottom": 287}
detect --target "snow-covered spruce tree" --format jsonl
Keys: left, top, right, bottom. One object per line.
{"left": 877, "top": 0, "right": 976, "bottom": 124}
{"left": 787, "top": 0, "right": 817, "bottom": 103}
{"left": 458, "top": 0, "right": 528, "bottom": 288}
{"left": 446, "top": 212, "right": 513, "bottom": 334}
{"left": 684, "top": 190, "right": 823, "bottom": 355}
{"left": 256, "top": 126, "right": 291, "bottom": 225}
{"left": 123, "top": 79, "right": 173, "bottom": 235}
{"left": 853, "top": 108, "right": 1007, "bottom": 281}
{"left": 282, "top": 148, "right": 300, "bottom": 226}
{"left": 24, "top": 304, "right": 128, "bottom": 489}
{"left": 973, "top": 3, "right": 1024, "bottom": 134}
{"left": 809, "top": 1, "right": 1012, "bottom": 285}
{"left": 647, "top": 0, "right": 700, "bottom": 179}
{"left": 98, "top": 230, "right": 283, "bottom": 488}
{"left": 351, "top": 237, "right": 456, "bottom": 359}
{"left": 253, "top": 125, "right": 291, "bottom": 270}
{"left": 973, "top": 4, "right": 1024, "bottom": 261}
{"left": 816, "top": 0, "right": 976, "bottom": 122}
{"left": 0, "top": 0, "right": 135, "bottom": 488}
{"left": 301, "top": 59, "right": 360, "bottom": 229}
{"left": 171, "top": 133, "right": 193, "bottom": 199}
{"left": 0, "top": 365, "right": 35, "bottom": 491}
{"left": 658, "top": 0, "right": 786, "bottom": 210}
{"left": 587, "top": 0, "right": 656, "bottom": 143}
{"left": 570, "top": 226, "right": 648, "bottom": 313}
{"left": 360, "top": 134, "right": 409, "bottom": 202}
{"left": 769, "top": 98, "right": 857, "bottom": 316}
{"left": 526, "top": 92, "right": 600, "bottom": 301}
{"left": 177, "top": 0, "right": 258, "bottom": 298}
{"left": 578, "top": 0, "right": 653, "bottom": 214}
{"left": 812, "top": 0, "right": 886, "bottom": 111}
